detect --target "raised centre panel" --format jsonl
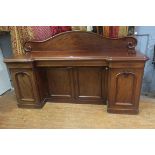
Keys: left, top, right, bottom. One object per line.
{"left": 115, "top": 72, "right": 136, "bottom": 105}
{"left": 108, "top": 68, "right": 143, "bottom": 113}
{"left": 11, "top": 68, "right": 40, "bottom": 105}
{"left": 46, "top": 67, "right": 74, "bottom": 100}
{"left": 15, "top": 72, "right": 34, "bottom": 101}
{"left": 74, "top": 67, "right": 107, "bottom": 103}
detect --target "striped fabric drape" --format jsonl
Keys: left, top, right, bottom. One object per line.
{"left": 108, "top": 26, "right": 128, "bottom": 38}
{"left": 95, "top": 26, "right": 129, "bottom": 38}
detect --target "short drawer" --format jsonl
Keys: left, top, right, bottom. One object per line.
{"left": 109, "top": 61, "right": 145, "bottom": 68}
{"left": 36, "top": 60, "right": 108, "bottom": 67}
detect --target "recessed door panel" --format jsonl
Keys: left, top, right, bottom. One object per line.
{"left": 11, "top": 69, "right": 40, "bottom": 105}
{"left": 115, "top": 72, "right": 136, "bottom": 105}
{"left": 47, "top": 67, "right": 74, "bottom": 99}
{"left": 15, "top": 72, "right": 35, "bottom": 101}
{"left": 108, "top": 68, "right": 144, "bottom": 109}
{"left": 75, "top": 67, "right": 106, "bottom": 101}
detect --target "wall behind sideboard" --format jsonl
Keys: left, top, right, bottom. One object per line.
{"left": 135, "top": 26, "right": 155, "bottom": 97}
{"left": 0, "top": 32, "right": 13, "bottom": 58}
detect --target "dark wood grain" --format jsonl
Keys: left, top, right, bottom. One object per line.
{"left": 74, "top": 67, "right": 106, "bottom": 102}
{"left": 47, "top": 67, "right": 74, "bottom": 100}
{"left": 4, "top": 31, "right": 148, "bottom": 114}
{"left": 24, "top": 31, "right": 137, "bottom": 52}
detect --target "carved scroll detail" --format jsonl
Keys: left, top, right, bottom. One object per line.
{"left": 126, "top": 37, "right": 137, "bottom": 49}
{"left": 24, "top": 42, "right": 32, "bottom": 52}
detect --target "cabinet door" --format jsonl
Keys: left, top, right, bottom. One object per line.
{"left": 74, "top": 67, "right": 107, "bottom": 104}
{"left": 47, "top": 67, "right": 74, "bottom": 101}
{"left": 108, "top": 68, "right": 143, "bottom": 114}
{"left": 11, "top": 68, "right": 40, "bottom": 106}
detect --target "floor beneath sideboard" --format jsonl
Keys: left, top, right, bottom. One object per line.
{"left": 0, "top": 90, "right": 155, "bottom": 129}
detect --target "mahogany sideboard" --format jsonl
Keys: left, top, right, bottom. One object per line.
{"left": 4, "top": 31, "right": 148, "bottom": 114}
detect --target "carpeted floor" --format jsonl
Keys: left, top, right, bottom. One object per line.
{"left": 0, "top": 90, "right": 155, "bottom": 128}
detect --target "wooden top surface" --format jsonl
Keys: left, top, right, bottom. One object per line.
{"left": 4, "top": 31, "right": 148, "bottom": 63}
{"left": 4, "top": 50, "right": 148, "bottom": 62}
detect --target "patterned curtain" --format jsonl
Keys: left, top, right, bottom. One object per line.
{"left": 0, "top": 26, "right": 34, "bottom": 55}
{"left": 50, "top": 26, "right": 72, "bottom": 36}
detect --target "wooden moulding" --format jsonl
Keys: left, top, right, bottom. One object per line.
{"left": 24, "top": 31, "right": 138, "bottom": 52}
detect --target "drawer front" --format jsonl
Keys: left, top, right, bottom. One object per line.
{"left": 36, "top": 60, "right": 108, "bottom": 67}
{"left": 109, "top": 62, "right": 145, "bottom": 68}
